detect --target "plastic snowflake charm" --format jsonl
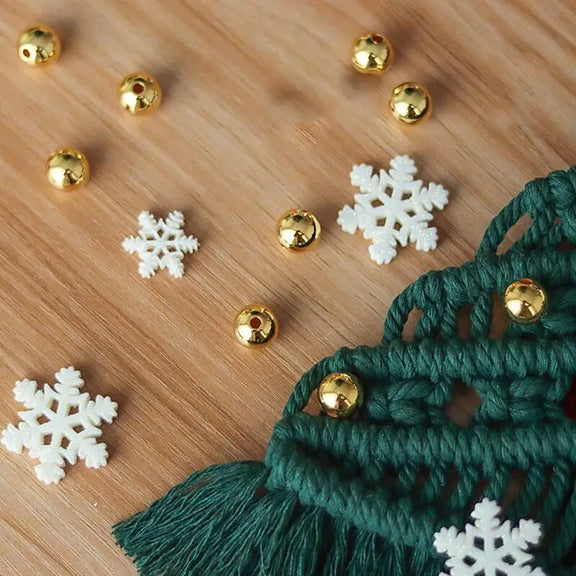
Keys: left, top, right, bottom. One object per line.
{"left": 1, "top": 367, "right": 118, "bottom": 485}
{"left": 123, "top": 211, "right": 200, "bottom": 278}
{"left": 338, "top": 155, "right": 449, "bottom": 264}
{"left": 433, "top": 499, "right": 546, "bottom": 576}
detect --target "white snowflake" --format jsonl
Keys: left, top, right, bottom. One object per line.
{"left": 433, "top": 499, "right": 546, "bottom": 576}
{"left": 123, "top": 211, "right": 200, "bottom": 278}
{"left": 1, "top": 367, "right": 118, "bottom": 485}
{"left": 337, "top": 155, "right": 449, "bottom": 264}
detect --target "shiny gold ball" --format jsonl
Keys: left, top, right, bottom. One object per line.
{"left": 46, "top": 148, "right": 90, "bottom": 191}
{"left": 120, "top": 73, "right": 162, "bottom": 115}
{"left": 318, "top": 372, "right": 364, "bottom": 419}
{"left": 504, "top": 279, "right": 547, "bottom": 324}
{"left": 234, "top": 304, "right": 278, "bottom": 347}
{"left": 18, "top": 25, "right": 61, "bottom": 67}
{"left": 390, "top": 82, "right": 432, "bottom": 124}
{"left": 351, "top": 33, "right": 393, "bottom": 75}
{"left": 277, "top": 209, "right": 321, "bottom": 251}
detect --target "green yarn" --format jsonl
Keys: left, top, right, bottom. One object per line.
{"left": 114, "top": 166, "right": 576, "bottom": 575}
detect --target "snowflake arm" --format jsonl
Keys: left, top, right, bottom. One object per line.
{"left": 85, "top": 395, "right": 118, "bottom": 425}
{"left": 138, "top": 254, "right": 161, "bottom": 279}
{"left": 164, "top": 254, "right": 185, "bottom": 278}
{"left": 36, "top": 459, "right": 66, "bottom": 484}
{"left": 350, "top": 164, "right": 377, "bottom": 193}
{"left": 174, "top": 235, "right": 200, "bottom": 254}
{"left": 433, "top": 526, "right": 467, "bottom": 558}
{"left": 415, "top": 182, "right": 449, "bottom": 211}
{"left": 1, "top": 367, "right": 118, "bottom": 484}
{"left": 410, "top": 223, "right": 439, "bottom": 252}
{"left": 165, "top": 210, "right": 184, "bottom": 229}
{"left": 14, "top": 378, "right": 41, "bottom": 407}
{"left": 2, "top": 423, "right": 25, "bottom": 453}
{"left": 388, "top": 155, "right": 418, "bottom": 183}
{"left": 54, "top": 366, "right": 84, "bottom": 393}
{"left": 337, "top": 205, "right": 360, "bottom": 234}
{"left": 512, "top": 520, "right": 543, "bottom": 550}
{"left": 122, "top": 235, "right": 147, "bottom": 255}
{"left": 78, "top": 438, "right": 109, "bottom": 469}
{"left": 138, "top": 210, "right": 157, "bottom": 231}
{"left": 369, "top": 236, "right": 398, "bottom": 265}
{"left": 472, "top": 498, "right": 501, "bottom": 524}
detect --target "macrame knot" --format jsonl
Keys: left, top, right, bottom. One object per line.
{"left": 548, "top": 167, "right": 576, "bottom": 243}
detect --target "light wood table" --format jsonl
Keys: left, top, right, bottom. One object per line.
{"left": 1, "top": 1, "right": 575, "bottom": 574}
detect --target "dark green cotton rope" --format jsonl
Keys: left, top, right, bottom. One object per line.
{"left": 268, "top": 168, "right": 576, "bottom": 574}
{"left": 114, "top": 166, "right": 576, "bottom": 576}
{"left": 283, "top": 336, "right": 576, "bottom": 418}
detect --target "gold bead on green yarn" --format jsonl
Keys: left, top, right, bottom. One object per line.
{"left": 318, "top": 372, "right": 363, "bottom": 418}
{"left": 504, "top": 278, "right": 547, "bottom": 324}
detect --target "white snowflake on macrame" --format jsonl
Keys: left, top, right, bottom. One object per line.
{"left": 337, "top": 155, "right": 449, "bottom": 264}
{"left": 1, "top": 367, "right": 118, "bottom": 485}
{"left": 123, "top": 211, "right": 200, "bottom": 278}
{"left": 433, "top": 499, "right": 546, "bottom": 576}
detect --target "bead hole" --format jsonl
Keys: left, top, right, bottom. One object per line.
{"left": 133, "top": 82, "right": 145, "bottom": 95}
{"left": 371, "top": 34, "right": 384, "bottom": 44}
{"left": 250, "top": 317, "right": 262, "bottom": 329}
{"left": 22, "top": 48, "right": 31, "bottom": 58}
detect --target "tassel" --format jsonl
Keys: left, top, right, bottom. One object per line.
{"left": 114, "top": 458, "right": 443, "bottom": 575}
{"left": 114, "top": 461, "right": 269, "bottom": 575}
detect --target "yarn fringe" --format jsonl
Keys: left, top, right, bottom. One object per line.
{"left": 113, "top": 460, "right": 441, "bottom": 576}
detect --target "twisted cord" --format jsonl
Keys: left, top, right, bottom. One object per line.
{"left": 283, "top": 337, "right": 576, "bottom": 417}
{"left": 382, "top": 166, "right": 576, "bottom": 345}
{"left": 270, "top": 414, "right": 576, "bottom": 472}
{"left": 265, "top": 437, "right": 438, "bottom": 549}
{"left": 383, "top": 248, "right": 576, "bottom": 343}
{"left": 548, "top": 475, "right": 576, "bottom": 564}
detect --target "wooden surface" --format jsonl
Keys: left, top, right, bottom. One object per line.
{"left": 1, "top": 0, "right": 575, "bottom": 574}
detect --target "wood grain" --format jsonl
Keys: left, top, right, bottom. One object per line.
{"left": 1, "top": 1, "right": 575, "bottom": 574}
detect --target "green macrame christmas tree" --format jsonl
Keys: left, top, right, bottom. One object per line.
{"left": 114, "top": 167, "right": 576, "bottom": 576}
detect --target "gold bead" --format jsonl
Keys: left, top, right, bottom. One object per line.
{"left": 120, "top": 73, "right": 162, "bottom": 115}
{"left": 18, "top": 25, "right": 61, "bottom": 67}
{"left": 277, "top": 209, "right": 321, "bottom": 251}
{"left": 234, "top": 304, "right": 278, "bottom": 347}
{"left": 351, "top": 33, "right": 393, "bottom": 75}
{"left": 390, "top": 82, "right": 432, "bottom": 124}
{"left": 46, "top": 148, "right": 90, "bottom": 191}
{"left": 318, "top": 372, "right": 364, "bottom": 419}
{"left": 504, "top": 279, "right": 547, "bottom": 324}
